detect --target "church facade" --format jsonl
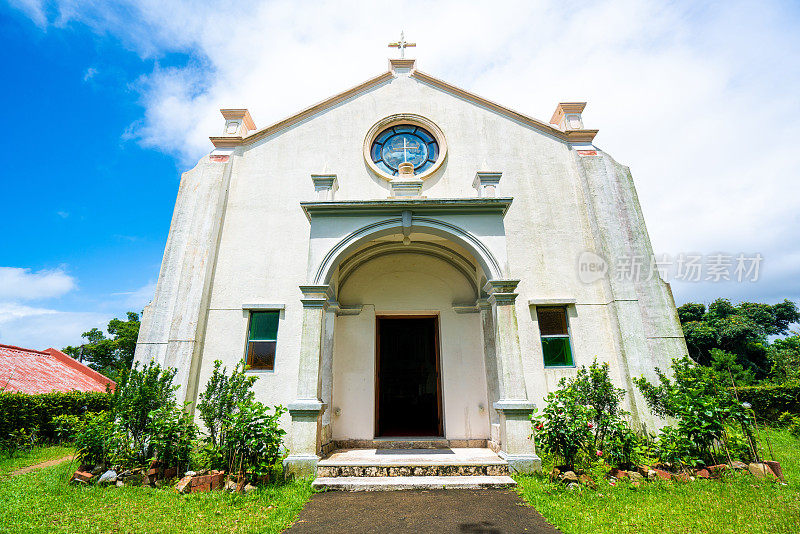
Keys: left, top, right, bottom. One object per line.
{"left": 133, "top": 57, "right": 687, "bottom": 477}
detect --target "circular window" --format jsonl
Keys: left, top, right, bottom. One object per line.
{"left": 364, "top": 115, "right": 447, "bottom": 181}
{"left": 370, "top": 125, "right": 439, "bottom": 176}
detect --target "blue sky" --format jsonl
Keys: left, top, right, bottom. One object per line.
{"left": 1, "top": 0, "right": 799, "bottom": 349}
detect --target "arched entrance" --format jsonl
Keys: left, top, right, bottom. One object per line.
{"left": 330, "top": 236, "right": 488, "bottom": 441}
{"left": 283, "top": 199, "right": 540, "bottom": 477}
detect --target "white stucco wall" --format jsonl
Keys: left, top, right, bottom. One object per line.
{"left": 135, "top": 63, "right": 687, "bottom": 440}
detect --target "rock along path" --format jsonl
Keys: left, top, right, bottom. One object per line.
{"left": 9, "top": 455, "right": 74, "bottom": 477}
{"left": 285, "top": 488, "right": 561, "bottom": 534}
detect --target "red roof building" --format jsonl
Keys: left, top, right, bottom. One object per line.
{"left": 0, "top": 343, "right": 115, "bottom": 394}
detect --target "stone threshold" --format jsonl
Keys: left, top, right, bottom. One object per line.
{"left": 312, "top": 475, "right": 516, "bottom": 491}
{"left": 330, "top": 438, "right": 488, "bottom": 450}
{"left": 317, "top": 448, "right": 510, "bottom": 478}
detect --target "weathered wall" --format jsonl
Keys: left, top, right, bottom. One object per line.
{"left": 135, "top": 66, "right": 687, "bottom": 436}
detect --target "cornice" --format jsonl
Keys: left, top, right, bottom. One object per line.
{"left": 411, "top": 70, "right": 598, "bottom": 144}
{"left": 210, "top": 71, "right": 395, "bottom": 148}
{"left": 209, "top": 68, "right": 598, "bottom": 149}
{"left": 301, "top": 197, "right": 513, "bottom": 220}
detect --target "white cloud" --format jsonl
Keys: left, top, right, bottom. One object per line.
{"left": 10, "top": 0, "right": 800, "bottom": 305}
{"left": 0, "top": 302, "right": 108, "bottom": 350}
{"left": 83, "top": 67, "right": 97, "bottom": 81}
{"left": 111, "top": 280, "right": 156, "bottom": 310}
{"left": 0, "top": 267, "right": 76, "bottom": 300}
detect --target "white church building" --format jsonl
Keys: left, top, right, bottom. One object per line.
{"left": 134, "top": 51, "right": 687, "bottom": 483}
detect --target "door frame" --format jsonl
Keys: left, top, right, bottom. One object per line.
{"left": 374, "top": 314, "right": 444, "bottom": 438}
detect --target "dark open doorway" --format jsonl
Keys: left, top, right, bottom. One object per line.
{"left": 376, "top": 316, "right": 443, "bottom": 437}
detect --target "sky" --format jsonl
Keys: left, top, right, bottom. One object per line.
{"left": 1, "top": 0, "right": 799, "bottom": 350}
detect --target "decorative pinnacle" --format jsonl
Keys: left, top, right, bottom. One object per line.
{"left": 388, "top": 31, "right": 416, "bottom": 59}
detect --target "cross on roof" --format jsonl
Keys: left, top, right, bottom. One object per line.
{"left": 388, "top": 31, "right": 416, "bottom": 59}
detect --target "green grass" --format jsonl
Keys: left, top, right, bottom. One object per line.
{"left": 0, "top": 445, "right": 74, "bottom": 477}
{"left": 515, "top": 428, "right": 800, "bottom": 534}
{"left": 0, "top": 459, "right": 314, "bottom": 533}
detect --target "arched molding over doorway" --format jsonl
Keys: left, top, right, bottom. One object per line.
{"left": 336, "top": 241, "right": 481, "bottom": 299}
{"left": 312, "top": 215, "right": 505, "bottom": 286}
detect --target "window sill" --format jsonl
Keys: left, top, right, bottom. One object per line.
{"left": 244, "top": 368, "right": 275, "bottom": 374}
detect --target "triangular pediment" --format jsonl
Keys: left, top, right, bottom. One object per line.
{"left": 210, "top": 60, "right": 597, "bottom": 148}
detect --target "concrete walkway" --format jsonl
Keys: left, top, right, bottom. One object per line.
{"left": 285, "top": 488, "right": 561, "bottom": 533}
{"left": 9, "top": 455, "right": 74, "bottom": 477}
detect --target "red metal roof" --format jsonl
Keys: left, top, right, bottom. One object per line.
{"left": 0, "top": 343, "right": 116, "bottom": 394}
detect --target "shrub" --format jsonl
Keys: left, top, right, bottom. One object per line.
{"left": 634, "top": 357, "right": 753, "bottom": 467}
{"left": 148, "top": 403, "right": 197, "bottom": 475}
{"left": 220, "top": 401, "right": 286, "bottom": 479}
{"left": 0, "top": 391, "right": 112, "bottom": 444}
{"left": 52, "top": 414, "right": 81, "bottom": 442}
{"left": 533, "top": 360, "right": 642, "bottom": 469}
{"left": 196, "top": 360, "right": 256, "bottom": 447}
{"left": 73, "top": 412, "right": 115, "bottom": 466}
{"left": 735, "top": 381, "right": 800, "bottom": 421}
{"left": 197, "top": 360, "right": 286, "bottom": 480}
{"left": 112, "top": 362, "right": 179, "bottom": 464}
{"left": 533, "top": 391, "right": 593, "bottom": 468}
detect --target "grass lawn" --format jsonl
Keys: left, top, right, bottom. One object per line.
{"left": 515, "top": 428, "right": 800, "bottom": 534}
{"left": 0, "top": 445, "right": 74, "bottom": 477}
{"left": 0, "top": 458, "right": 314, "bottom": 533}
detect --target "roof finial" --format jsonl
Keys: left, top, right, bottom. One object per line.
{"left": 388, "top": 31, "right": 416, "bottom": 59}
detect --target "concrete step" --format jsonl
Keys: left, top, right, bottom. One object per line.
{"left": 316, "top": 447, "right": 510, "bottom": 478}
{"left": 312, "top": 475, "right": 517, "bottom": 491}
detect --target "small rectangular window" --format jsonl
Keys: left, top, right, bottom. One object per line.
{"left": 537, "top": 307, "right": 574, "bottom": 367}
{"left": 246, "top": 311, "right": 279, "bottom": 370}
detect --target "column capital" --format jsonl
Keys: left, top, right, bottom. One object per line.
{"left": 484, "top": 279, "right": 520, "bottom": 304}
{"left": 476, "top": 298, "right": 492, "bottom": 310}
{"left": 299, "top": 284, "right": 333, "bottom": 308}
{"left": 288, "top": 400, "right": 327, "bottom": 416}
{"left": 494, "top": 400, "right": 537, "bottom": 413}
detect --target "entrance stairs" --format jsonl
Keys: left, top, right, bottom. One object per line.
{"left": 312, "top": 447, "right": 516, "bottom": 491}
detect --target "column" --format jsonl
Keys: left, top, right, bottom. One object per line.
{"left": 477, "top": 298, "right": 501, "bottom": 443}
{"left": 283, "top": 284, "right": 332, "bottom": 478}
{"left": 485, "top": 280, "right": 541, "bottom": 473}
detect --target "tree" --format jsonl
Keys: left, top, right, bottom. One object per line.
{"left": 676, "top": 298, "right": 799, "bottom": 377}
{"left": 768, "top": 332, "right": 800, "bottom": 383}
{"left": 63, "top": 312, "right": 140, "bottom": 381}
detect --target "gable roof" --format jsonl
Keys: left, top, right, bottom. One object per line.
{"left": 210, "top": 61, "right": 598, "bottom": 148}
{"left": 0, "top": 343, "right": 116, "bottom": 394}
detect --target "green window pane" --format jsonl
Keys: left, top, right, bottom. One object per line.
{"left": 249, "top": 311, "right": 279, "bottom": 341}
{"left": 542, "top": 337, "right": 573, "bottom": 367}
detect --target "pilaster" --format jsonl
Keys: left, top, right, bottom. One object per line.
{"left": 283, "top": 284, "right": 332, "bottom": 478}
{"left": 484, "top": 279, "right": 541, "bottom": 473}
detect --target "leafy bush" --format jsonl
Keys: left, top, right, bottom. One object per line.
{"left": 634, "top": 357, "right": 753, "bottom": 467}
{"left": 196, "top": 360, "right": 256, "bottom": 447}
{"left": 73, "top": 412, "right": 115, "bottom": 466}
{"left": 533, "top": 360, "right": 642, "bottom": 469}
{"left": 735, "top": 381, "right": 800, "bottom": 421}
{"left": 111, "top": 362, "right": 179, "bottom": 465}
{"left": 534, "top": 391, "right": 593, "bottom": 468}
{"left": 0, "top": 391, "right": 111, "bottom": 444}
{"left": 52, "top": 414, "right": 81, "bottom": 442}
{"left": 219, "top": 401, "right": 286, "bottom": 479}
{"left": 197, "top": 360, "right": 286, "bottom": 479}
{"left": 148, "top": 404, "right": 197, "bottom": 475}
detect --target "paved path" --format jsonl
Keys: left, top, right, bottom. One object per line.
{"left": 9, "top": 455, "right": 74, "bottom": 477}
{"left": 285, "top": 488, "right": 561, "bottom": 533}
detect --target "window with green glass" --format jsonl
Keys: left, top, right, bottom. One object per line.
{"left": 246, "top": 311, "right": 279, "bottom": 370}
{"left": 537, "top": 306, "right": 574, "bottom": 367}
